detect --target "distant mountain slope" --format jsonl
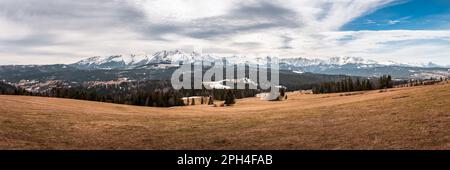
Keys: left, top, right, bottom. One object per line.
{"left": 1, "top": 50, "right": 449, "bottom": 86}
{"left": 68, "top": 50, "right": 449, "bottom": 79}
{"left": 71, "top": 54, "right": 153, "bottom": 70}
{"left": 71, "top": 50, "right": 212, "bottom": 70}
{"left": 71, "top": 51, "right": 388, "bottom": 70}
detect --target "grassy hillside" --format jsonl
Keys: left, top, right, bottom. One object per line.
{"left": 0, "top": 83, "right": 449, "bottom": 149}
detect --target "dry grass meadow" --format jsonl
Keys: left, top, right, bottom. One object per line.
{"left": 1, "top": 83, "right": 449, "bottom": 150}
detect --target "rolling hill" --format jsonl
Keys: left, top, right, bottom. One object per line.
{"left": 0, "top": 82, "right": 449, "bottom": 149}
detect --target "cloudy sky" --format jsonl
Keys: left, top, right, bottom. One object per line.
{"left": 0, "top": 0, "right": 450, "bottom": 65}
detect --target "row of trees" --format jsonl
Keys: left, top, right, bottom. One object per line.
{"left": 313, "top": 75, "right": 394, "bottom": 94}
{"left": 0, "top": 82, "right": 32, "bottom": 95}
{"left": 47, "top": 87, "right": 186, "bottom": 107}
{"left": 379, "top": 75, "right": 393, "bottom": 89}
{"left": 313, "top": 77, "right": 374, "bottom": 94}
{"left": 1, "top": 80, "right": 243, "bottom": 107}
{"left": 45, "top": 86, "right": 244, "bottom": 107}
{"left": 224, "top": 90, "right": 236, "bottom": 105}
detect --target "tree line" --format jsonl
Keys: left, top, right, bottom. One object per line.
{"left": 312, "top": 75, "right": 393, "bottom": 94}
{"left": 0, "top": 82, "right": 32, "bottom": 95}
{"left": 0, "top": 80, "right": 249, "bottom": 107}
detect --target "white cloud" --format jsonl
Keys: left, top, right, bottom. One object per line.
{"left": 132, "top": 0, "right": 238, "bottom": 22}
{"left": 387, "top": 16, "right": 410, "bottom": 25}
{"left": 388, "top": 20, "right": 401, "bottom": 25}
{"left": 0, "top": 17, "right": 32, "bottom": 40}
{"left": 298, "top": 30, "right": 450, "bottom": 64}
{"left": 289, "top": 0, "right": 395, "bottom": 31}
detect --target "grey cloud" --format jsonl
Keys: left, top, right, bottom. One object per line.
{"left": 0, "top": 0, "right": 187, "bottom": 42}
{"left": 0, "top": 0, "right": 302, "bottom": 43}
{"left": 230, "top": 1, "right": 299, "bottom": 20}
{"left": 183, "top": 2, "right": 301, "bottom": 39}
{"left": 231, "top": 42, "right": 262, "bottom": 48}
{"left": 336, "top": 35, "right": 356, "bottom": 45}
{"left": 315, "top": 2, "right": 334, "bottom": 21}
{"left": 135, "top": 23, "right": 183, "bottom": 41}
{"left": 0, "top": 41, "right": 75, "bottom": 58}
{"left": 2, "top": 33, "right": 66, "bottom": 47}
{"left": 0, "top": 0, "right": 146, "bottom": 30}
{"left": 279, "top": 35, "right": 294, "bottom": 49}
{"left": 202, "top": 48, "right": 238, "bottom": 54}
{"left": 0, "top": 0, "right": 302, "bottom": 59}
{"left": 0, "top": 0, "right": 159, "bottom": 59}
{"left": 136, "top": 1, "right": 302, "bottom": 40}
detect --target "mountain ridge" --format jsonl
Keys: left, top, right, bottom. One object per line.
{"left": 70, "top": 50, "right": 449, "bottom": 70}
{"left": 1, "top": 50, "right": 448, "bottom": 83}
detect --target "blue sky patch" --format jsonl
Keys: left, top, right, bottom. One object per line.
{"left": 343, "top": 0, "right": 450, "bottom": 31}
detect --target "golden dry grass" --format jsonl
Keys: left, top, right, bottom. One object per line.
{"left": 0, "top": 83, "right": 449, "bottom": 150}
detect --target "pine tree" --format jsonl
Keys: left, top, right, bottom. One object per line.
{"left": 348, "top": 78, "right": 354, "bottom": 92}
{"left": 208, "top": 96, "right": 214, "bottom": 105}
{"left": 387, "top": 75, "right": 393, "bottom": 88}
{"left": 224, "top": 90, "right": 236, "bottom": 106}
{"left": 355, "top": 78, "right": 361, "bottom": 91}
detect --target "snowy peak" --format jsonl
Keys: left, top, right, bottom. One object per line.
{"left": 150, "top": 50, "right": 194, "bottom": 64}
{"left": 73, "top": 55, "right": 127, "bottom": 69}
{"left": 280, "top": 57, "right": 323, "bottom": 67}
{"left": 75, "top": 56, "right": 99, "bottom": 65}
{"left": 327, "top": 57, "right": 378, "bottom": 65}
{"left": 72, "top": 50, "right": 448, "bottom": 70}
{"left": 382, "top": 60, "right": 447, "bottom": 68}
{"left": 148, "top": 50, "right": 225, "bottom": 65}
{"left": 127, "top": 54, "right": 152, "bottom": 66}
{"left": 71, "top": 50, "right": 198, "bottom": 69}
{"left": 280, "top": 56, "right": 379, "bottom": 67}
{"left": 72, "top": 54, "right": 153, "bottom": 69}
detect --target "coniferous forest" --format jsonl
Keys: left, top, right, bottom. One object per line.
{"left": 312, "top": 75, "right": 395, "bottom": 94}
{"left": 0, "top": 80, "right": 257, "bottom": 107}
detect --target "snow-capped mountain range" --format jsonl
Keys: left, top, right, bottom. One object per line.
{"left": 1, "top": 50, "right": 448, "bottom": 86}
{"left": 71, "top": 50, "right": 448, "bottom": 70}
{"left": 72, "top": 50, "right": 217, "bottom": 69}
{"left": 280, "top": 56, "right": 379, "bottom": 67}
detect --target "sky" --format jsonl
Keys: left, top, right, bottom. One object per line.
{"left": 0, "top": 0, "right": 450, "bottom": 65}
